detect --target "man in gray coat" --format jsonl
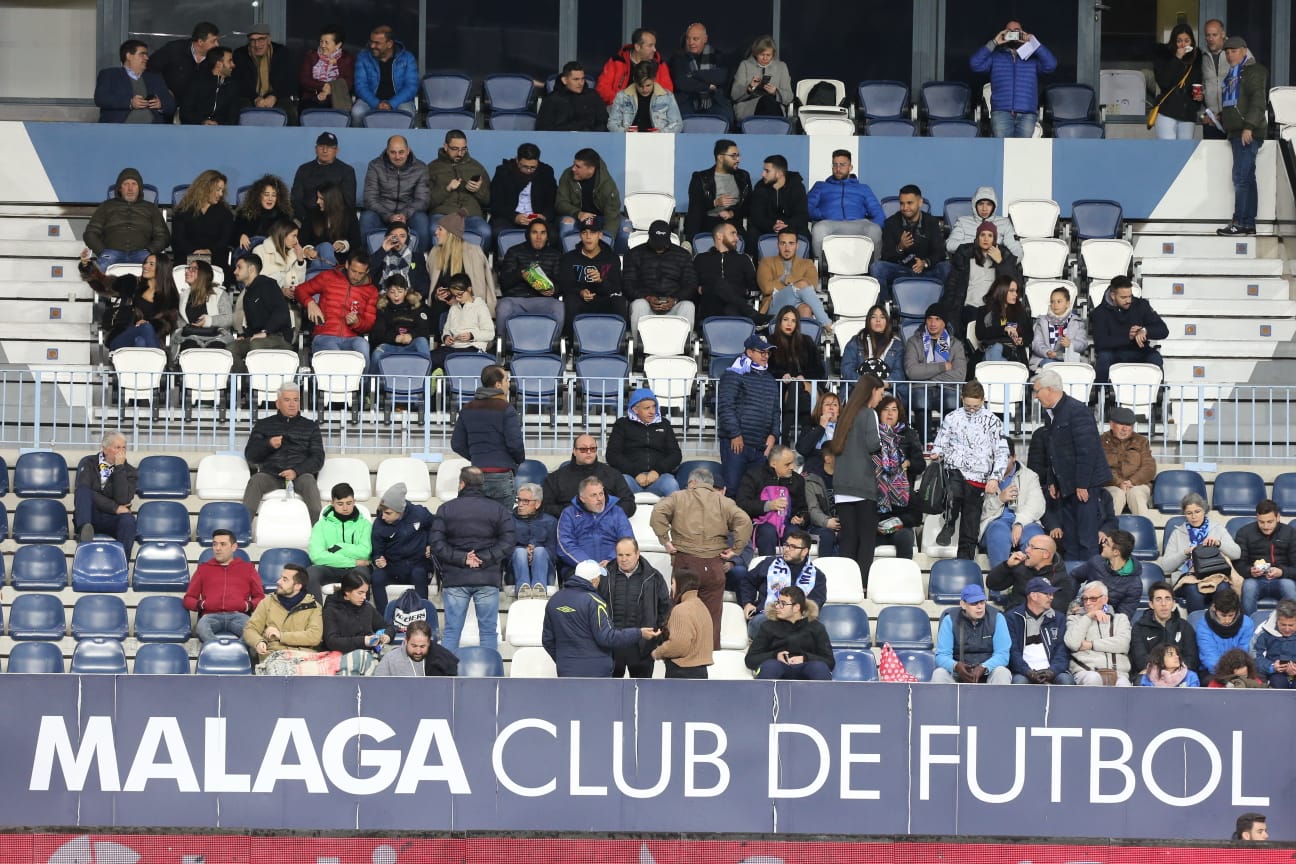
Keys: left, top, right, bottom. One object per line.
{"left": 360, "top": 135, "right": 430, "bottom": 243}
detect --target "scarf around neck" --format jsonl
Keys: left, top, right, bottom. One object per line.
{"left": 922, "top": 328, "right": 952, "bottom": 363}
{"left": 1222, "top": 54, "right": 1251, "bottom": 109}
{"left": 730, "top": 355, "right": 767, "bottom": 375}
{"left": 1147, "top": 664, "right": 1189, "bottom": 687}
{"left": 313, "top": 48, "right": 342, "bottom": 83}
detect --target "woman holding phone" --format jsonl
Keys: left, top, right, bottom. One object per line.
{"left": 731, "top": 36, "right": 792, "bottom": 122}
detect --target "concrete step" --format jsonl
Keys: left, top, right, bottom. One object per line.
{"left": 0, "top": 282, "right": 96, "bottom": 301}
{"left": 1139, "top": 275, "right": 1290, "bottom": 301}
{"left": 1161, "top": 318, "right": 1296, "bottom": 342}
{"left": 1139, "top": 257, "right": 1285, "bottom": 277}
{"left": 0, "top": 219, "right": 81, "bottom": 243}
{"left": 1164, "top": 357, "right": 1296, "bottom": 386}
{"left": 0, "top": 340, "right": 92, "bottom": 365}
{"left": 0, "top": 238, "right": 85, "bottom": 258}
{"left": 1153, "top": 299, "right": 1296, "bottom": 317}
{"left": 1, "top": 301, "right": 95, "bottom": 326}
{"left": 1176, "top": 400, "right": 1296, "bottom": 454}
{"left": 0, "top": 322, "right": 95, "bottom": 341}
{"left": 0, "top": 260, "right": 79, "bottom": 281}
{"left": 1162, "top": 341, "right": 1296, "bottom": 361}
{"left": 1133, "top": 234, "right": 1258, "bottom": 260}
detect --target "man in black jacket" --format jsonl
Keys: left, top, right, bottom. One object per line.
{"left": 557, "top": 215, "right": 626, "bottom": 337}
{"left": 624, "top": 220, "right": 699, "bottom": 336}
{"left": 695, "top": 222, "right": 767, "bottom": 324}
{"left": 290, "top": 133, "right": 358, "bottom": 222}
{"left": 1232, "top": 499, "right": 1296, "bottom": 616}
{"left": 1088, "top": 276, "right": 1169, "bottom": 384}
{"left": 536, "top": 63, "right": 607, "bottom": 132}
{"left": 541, "top": 434, "right": 636, "bottom": 519}
{"left": 600, "top": 538, "right": 671, "bottom": 678}
{"left": 736, "top": 445, "right": 810, "bottom": 555}
{"left": 73, "top": 430, "right": 138, "bottom": 555}
{"left": 986, "top": 533, "right": 1076, "bottom": 613}
{"left": 242, "top": 382, "right": 325, "bottom": 522}
{"left": 179, "top": 47, "right": 239, "bottom": 126}
{"left": 489, "top": 143, "right": 559, "bottom": 240}
{"left": 1067, "top": 529, "right": 1143, "bottom": 619}
{"left": 232, "top": 25, "right": 297, "bottom": 122}
{"left": 1129, "top": 581, "right": 1199, "bottom": 681}
{"left": 684, "top": 139, "right": 751, "bottom": 240}
{"left": 667, "top": 24, "right": 732, "bottom": 126}
{"left": 496, "top": 218, "right": 564, "bottom": 334}
{"left": 228, "top": 253, "right": 293, "bottom": 373}
{"left": 746, "top": 155, "right": 808, "bottom": 251}
{"left": 869, "top": 183, "right": 949, "bottom": 304}
{"left": 147, "top": 21, "right": 220, "bottom": 122}
{"left": 1032, "top": 368, "right": 1112, "bottom": 561}
{"left": 451, "top": 365, "right": 526, "bottom": 508}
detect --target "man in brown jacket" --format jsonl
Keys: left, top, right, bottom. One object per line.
{"left": 650, "top": 465, "right": 753, "bottom": 649}
{"left": 755, "top": 228, "right": 828, "bottom": 327}
{"left": 243, "top": 563, "right": 323, "bottom": 666}
{"left": 1101, "top": 406, "right": 1156, "bottom": 515}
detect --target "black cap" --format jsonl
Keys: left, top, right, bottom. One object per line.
{"left": 316, "top": 132, "right": 338, "bottom": 147}
{"left": 579, "top": 214, "right": 605, "bottom": 232}
{"left": 647, "top": 220, "right": 671, "bottom": 250}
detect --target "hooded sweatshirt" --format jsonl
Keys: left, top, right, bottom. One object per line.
{"left": 84, "top": 168, "right": 170, "bottom": 255}
{"left": 946, "top": 186, "right": 1021, "bottom": 256}
{"left": 1251, "top": 610, "right": 1296, "bottom": 678}
{"left": 308, "top": 504, "right": 373, "bottom": 569}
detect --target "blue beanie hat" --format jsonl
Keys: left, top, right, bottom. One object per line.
{"left": 628, "top": 387, "right": 656, "bottom": 409}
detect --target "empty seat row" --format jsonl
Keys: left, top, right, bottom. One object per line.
{"left": 1153, "top": 469, "right": 1285, "bottom": 516}
{"left": 6, "top": 593, "right": 189, "bottom": 641}
{"left": 8, "top": 637, "right": 247, "bottom": 675}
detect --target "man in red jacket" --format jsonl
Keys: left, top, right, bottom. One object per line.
{"left": 295, "top": 252, "right": 378, "bottom": 357}
{"left": 184, "top": 528, "right": 265, "bottom": 643}
{"left": 596, "top": 28, "right": 673, "bottom": 105}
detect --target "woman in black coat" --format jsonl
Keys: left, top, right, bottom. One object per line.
{"left": 973, "top": 274, "right": 1033, "bottom": 365}
{"left": 323, "top": 571, "right": 390, "bottom": 654}
{"left": 768, "top": 305, "right": 826, "bottom": 442}
{"left": 171, "top": 169, "right": 235, "bottom": 269}
{"left": 940, "top": 221, "right": 1023, "bottom": 333}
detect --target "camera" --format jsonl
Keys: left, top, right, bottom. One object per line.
{"left": 1004, "top": 30, "right": 1022, "bottom": 42}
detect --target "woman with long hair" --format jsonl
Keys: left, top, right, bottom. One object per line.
{"left": 795, "top": 390, "right": 839, "bottom": 484}
{"left": 172, "top": 169, "right": 234, "bottom": 269}
{"left": 974, "top": 273, "right": 1032, "bottom": 363}
{"left": 252, "top": 219, "right": 308, "bottom": 297}
{"left": 841, "top": 304, "right": 905, "bottom": 401}
{"left": 173, "top": 259, "right": 233, "bottom": 358}
{"left": 300, "top": 182, "right": 361, "bottom": 273}
{"left": 651, "top": 571, "right": 714, "bottom": 679}
{"left": 427, "top": 211, "right": 498, "bottom": 318}
{"left": 873, "top": 394, "right": 921, "bottom": 559}
{"left": 731, "top": 35, "right": 793, "bottom": 121}
{"left": 1152, "top": 22, "right": 1202, "bottom": 140}
{"left": 232, "top": 174, "right": 292, "bottom": 252}
{"left": 827, "top": 374, "right": 886, "bottom": 591}
{"left": 768, "top": 304, "right": 826, "bottom": 441}
{"left": 79, "top": 249, "right": 180, "bottom": 352}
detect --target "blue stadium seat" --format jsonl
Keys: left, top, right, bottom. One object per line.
{"left": 943, "top": 197, "right": 973, "bottom": 231}
{"left": 681, "top": 114, "right": 729, "bottom": 134}
{"left": 133, "top": 595, "right": 193, "bottom": 643}
{"left": 496, "top": 228, "right": 526, "bottom": 258}
{"left": 832, "top": 649, "right": 879, "bottom": 682}
{"left": 515, "top": 459, "right": 549, "bottom": 488}
{"left": 484, "top": 73, "right": 536, "bottom": 111}
{"left": 196, "top": 637, "right": 253, "bottom": 674}
{"left": 874, "top": 605, "right": 934, "bottom": 650}
{"left": 866, "top": 119, "right": 916, "bottom": 137}
{"left": 740, "top": 116, "right": 791, "bottom": 135}
{"left": 133, "top": 642, "right": 192, "bottom": 674}
{"left": 443, "top": 351, "right": 497, "bottom": 411}
{"left": 1161, "top": 516, "right": 1186, "bottom": 552}
{"left": 12, "top": 499, "right": 69, "bottom": 543}
{"left": 71, "top": 541, "right": 129, "bottom": 592}
{"left": 1187, "top": 609, "right": 1206, "bottom": 629}
{"left": 675, "top": 459, "right": 724, "bottom": 489}
{"left": 881, "top": 196, "right": 931, "bottom": 219}
{"left": 1212, "top": 471, "right": 1266, "bottom": 516}
{"left": 256, "top": 547, "right": 312, "bottom": 592}
{"left": 896, "top": 649, "right": 936, "bottom": 682}
{"left": 928, "top": 558, "right": 983, "bottom": 604}
{"left": 424, "top": 109, "right": 477, "bottom": 130}
{"left": 106, "top": 183, "right": 159, "bottom": 203}
{"left": 10, "top": 544, "right": 67, "bottom": 590}
{"left": 1138, "top": 562, "right": 1166, "bottom": 602}
{"left": 572, "top": 314, "right": 626, "bottom": 357}
{"left": 701, "top": 316, "right": 754, "bottom": 364}
{"left": 1070, "top": 199, "right": 1124, "bottom": 241}
{"left": 893, "top": 277, "right": 943, "bottom": 323}
{"left": 136, "top": 455, "right": 191, "bottom": 499}
{"left": 510, "top": 354, "right": 563, "bottom": 414}
{"left": 171, "top": 184, "right": 191, "bottom": 205}
{"left": 136, "top": 500, "right": 191, "bottom": 544}
{"left": 132, "top": 542, "right": 191, "bottom": 591}
{"left": 856, "top": 80, "right": 910, "bottom": 120}
{"left": 0, "top": 454, "right": 9, "bottom": 493}
{"left": 506, "top": 315, "right": 561, "bottom": 356}
{"left": 575, "top": 355, "right": 628, "bottom": 413}
{"left": 71, "top": 638, "right": 128, "bottom": 674}
{"left": 420, "top": 71, "right": 473, "bottom": 113}
{"left": 818, "top": 604, "right": 871, "bottom": 650}
{"left": 457, "top": 645, "right": 505, "bottom": 677}
{"left": 757, "top": 233, "right": 808, "bottom": 260}
{"left": 1152, "top": 470, "right": 1207, "bottom": 514}
{"left": 299, "top": 108, "right": 350, "bottom": 127}
{"left": 919, "top": 81, "right": 971, "bottom": 122}
{"left": 70, "top": 594, "right": 129, "bottom": 640}
{"left": 14, "top": 450, "right": 69, "bottom": 497}
{"left": 239, "top": 107, "right": 289, "bottom": 126}
{"left": 1273, "top": 473, "right": 1296, "bottom": 515}
{"left": 1054, "top": 121, "right": 1104, "bottom": 139}
{"left": 196, "top": 502, "right": 253, "bottom": 547}
{"left": 1118, "top": 514, "right": 1159, "bottom": 561}
{"left": 383, "top": 597, "right": 439, "bottom": 641}
{"left": 379, "top": 353, "right": 433, "bottom": 411}
{"left": 1226, "top": 516, "right": 1255, "bottom": 539}
{"left": 6, "top": 641, "right": 64, "bottom": 673}
{"left": 927, "top": 119, "right": 978, "bottom": 137}
{"left": 363, "top": 109, "right": 414, "bottom": 129}
{"left": 1045, "top": 83, "right": 1097, "bottom": 124}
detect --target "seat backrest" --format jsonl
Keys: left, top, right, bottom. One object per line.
{"left": 875, "top": 604, "right": 934, "bottom": 650}
{"left": 1153, "top": 470, "right": 1207, "bottom": 514}
{"left": 378, "top": 354, "right": 433, "bottom": 397}
{"left": 70, "top": 594, "right": 129, "bottom": 640}
{"left": 942, "top": 197, "right": 974, "bottom": 230}
{"left": 256, "top": 547, "right": 312, "bottom": 592}
{"left": 71, "top": 638, "right": 128, "bottom": 674}
{"left": 1046, "top": 84, "right": 1096, "bottom": 121}
{"left": 435, "top": 457, "right": 472, "bottom": 502}
{"left": 867, "top": 119, "right": 916, "bottom": 137}
{"left": 642, "top": 356, "right": 697, "bottom": 410}
{"left": 857, "top": 80, "right": 910, "bottom": 120}
{"left": 9, "top": 593, "right": 66, "bottom": 640}
{"left": 1019, "top": 237, "right": 1068, "bottom": 279}
{"left": 832, "top": 650, "right": 879, "bottom": 682}
{"left": 362, "top": 109, "right": 415, "bottom": 129}
{"left": 701, "top": 316, "right": 755, "bottom": 356}
{"left": 71, "top": 541, "right": 129, "bottom": 593}
{"left": 131, "top": 541, "right": 191, "bottom": 591}
{"left": 136, "top": 500, "right": 192, "bottom": 544}
{"left": 196, "top": 453, "right": 250, "bottom": 500}
{"left": 506, "top": 315, "right": 561, "bottom": 354}
{"left": 825, "top": 275, "right": 881, "bottom": 319}
{"left": 13, "top": 498, "right": 70, "bottom": 543}
{"left": 133, "top": 642, "right": 192, "bottom": 674}
{"left": 821, "top": 236, "right": 875, "bottom": 277}
{"left": 635, "top": 316, "right": 693, "bottom": 357}
{"left": 928, "top": 558, "right": 983, "bottom": 604}
{"left": 817, "top": 604, "right": 871, "bottom": 647}
{"left": 801, "top": 115, "right": 856, "bottom": 135}
{"left": 11, "top": 543, "right": 68, "bottom": 590}
{"left": 575, "top": 355, "right": 629, "bottom": 404}
{"left": 1055, "top": 121, "right": 1104, "bottom": 139}
{"left": 868, "top": 559, "right": 925, "bottom": 605}
{"left": 817, "top": 557, "right": 865, "bottom": 603}
{"left": 317, "top": 457, "right": 373, "bottom": 502}
{"left": 136, "top": 454, "right": 191, "bottom": 499}
{"left": 14, "top": 451, "right": 69, "bottom": 498}
{"left": 1008, "top": 199, "right": 1061, "bottom": 239}
{"left": 239, "top": 107, "right": 289, "bottom": 126}
{"left": 1272, "top": 473, "right": 1296, "bottom": 516}
{"left": 299, "top": 108, "right": 350, "bottom": 127}
{"left": 421, "top": 72, "right": 473, "bottom": 111}
{"left": 196, "top": 637, "right": 253, "bottom": 674}
{"left": 508, "top": 645, "right": 557, "bottom": 677}
{"left": 572, "top": 314, "right": 626, "bottom": 356}
{"left": 310, "top": 350, "right": 367, "bottom": 398}
{"left": 623, "top": 192, "right": 676, "bottom": 230}
{"left": 510, "top": 353, "right": 564, "bottom": 398}
{"left": 740, "top": 116, "right": 791, "bottom": 135}
{"left": 928, "top": 119, "right": 979, "bottom": 137}
{"left": 892, "top": 277, "right": 942, "bottom": 320}
{"left": 795, "top": 78, "right": 845, "bottom": 107}
{"left": 1023, "top": 278, "right": 1074, "bottom": 315}
{"left": 1071, "top": 199, "right": 1124, "bottom": 240}
{"left": 375, "top": 457, "right": 433, "bottom": 502}
{"left": 1118, "top": 514, "right": 1159, "bottom": 560}
{"left": 424, "top": 109, "right": 477, "bottom": 130}
{"left": 1108, "top": 362, "right": 1162, "bottom": 412}
{"left": 920, "top": 81, "right": 971, "bottom": 119}
{"left": 1212, "top": 471, "right": 1266, "bottom": 516}
{"left": 456, "top": 645, "right": 505, "bottom": 677}
{"left": 196, "top": 501, "right": 253, "bottom": 546}
{"left": 483, "top": 73, "right": 537, "bottom": 111}
{"left": 674, "top": 459, "right": 724, "bottom": 489}
{"left": 443, "top": 352, "right": 496, "bottom": 398}
{"left": 896, "top": 649, "right": 936, "bottom": 682}
{"left": 7, "top": 641, "right": 64, "bottom": 673}
{"left": 975, "top": 361, "right": 1029, "bottom": 413}
{"left": 504, "top": 598, "right": 547, "bottom": 647}
{"left": 488, "top": 112, "right": 536, "bottom": 131}
{"left": 253, "top": 497, "right": 313, "bottom": 549}
{"left": 134, "top": 595, "right": 193, "bottom": 643}
{"left": 681, "top": 114, "right": 729, "bottom": 134}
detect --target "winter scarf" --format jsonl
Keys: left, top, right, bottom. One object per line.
{"left": 922, "top": 328, "right": 952, "bottom": 363}
{"left": 874, "top": 424, "right": 910, "bottom": 513}
{"left": 730, "top": 355, "right": 767, "bottom": 375}
{"left": 1146, "top": 664, "right": 1190, "bottom": 687}
{"left": 1205, "top": 608, "right": 1243, "bottom": 641}
{"left": 1221, "top": 54, "right": 1250, "bottom": 109}
{"left": 313, "top": 48, "right": 343, "bottom": 83}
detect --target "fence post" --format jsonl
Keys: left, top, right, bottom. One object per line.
{"left": 1184, "top": 383, "right": 1216, "bottom": 473}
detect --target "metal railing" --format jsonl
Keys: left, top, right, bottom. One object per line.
{"left": 3, "top": 367, "right": 1293, "bottom": 468}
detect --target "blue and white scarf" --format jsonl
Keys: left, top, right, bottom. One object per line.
{"left": 1221, "top": 54, "right": 1250, "bottom": 109}
{"left": 922, "top": 328, "right": 952, "bottom": 363}
{"left": 763, "top": 557, "right": 818, "bottom": 608}
{"left": 1185, "top": 519, "right": 1211, "bottom": 573}
{"left": 729, "top": 355, "right": 767, "bottom": 375}
{"left": 98, "top": 453, "right": 113, "bottom": 486}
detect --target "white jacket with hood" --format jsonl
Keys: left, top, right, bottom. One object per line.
{"left": 946, "top": 185, "right": 1022, "bottom": 257}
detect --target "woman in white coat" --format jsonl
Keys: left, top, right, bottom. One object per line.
{"left": 978, "top": 439, "right": 1046, "bottom": 568}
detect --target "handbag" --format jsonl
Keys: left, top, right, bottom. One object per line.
{"left": 1147, "top": 62, "right": 1194, "bottom": 128}
{"left": 181, "top": 325, "right": 220, "bottom": 338}
{"left": 915, "top": 460, "right": 948, "bottom": 515}
{"left": 1190, "top": 544, "right": 1232, "bottom": 594}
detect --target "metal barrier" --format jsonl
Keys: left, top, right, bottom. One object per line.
{"left": 3, "top": 366, "right": 1291, "bottom": 467}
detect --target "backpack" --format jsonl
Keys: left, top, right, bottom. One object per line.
{"left": 391, "top": 588, "right": 430, "bottom": 639}
{"left": 806, "top": 81, "right": 839, "bottom": 107}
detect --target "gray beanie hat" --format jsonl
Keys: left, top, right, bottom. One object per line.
{"left": 380, "top": 482, "right": 408, "bottom": 514}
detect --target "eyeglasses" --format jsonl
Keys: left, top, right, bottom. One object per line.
{"left": 782, "top": 543, "right": 808, "bottom": 551}
{"left": 574, "top": 446, "right": 598, "bottom": 453}
{"left": 774, "top": 600, "right": 792, "bottom": 608}
{"left": 724, "top": 152, "right": 740, "bottom": 159}
{"left": 1025, "top": 544, "right": 1049, "bottom": 553}
{"left": 1082, "top": 595, "right": 1105, "bottom": 602}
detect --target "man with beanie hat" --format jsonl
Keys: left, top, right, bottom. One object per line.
{"left": 1216, "top": 36, "right": 1267, "bottom": 236}
{"left": 542, "top": 559, "right": 661, "bottom": 677}
{"left": 291, "top": 132, "right": 358, "bottom": 222}
{"left": 371, "top": 482, "right": 435, "bottom": 603}
{"left": 623, "top": 219, "right": 698, "bottom": 337}
{"left": 451, "top": 364, "right": 526, "bottom": 508}
{"left": 428, "top": 129, "right": 493, "bottom": 250}
{"left": 361, "top": 135, "right": 431, "bottom": 243}
{"left": 903, "top": 304, "right": 968, "bottom": 438}
{"left": 606, "top": 388, "right": 683, "bottom": 496}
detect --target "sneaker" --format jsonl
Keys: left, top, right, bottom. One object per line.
{"left": 532, "top": 583, "right": 548, "bottom": 599}
{"left": 1216, "top": 224, "right": 1245, "bottom": 236}
{"left": 935, "top": 521, "right": 955, "bottom": 546}
{"left": 79, "top": 524, "right": 94, "bottom": 544}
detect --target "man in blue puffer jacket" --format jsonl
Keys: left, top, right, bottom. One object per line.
{"left": 352, "top": 25, "right": 419, "bottom": 124}
{"left": 717, "top": 334, "right": 781, "bottom": 497}
{"left": 556, "top": 477, "right": 635, "bottom": 579}
{"left": 806, "top": 149, "right": 885, "bottom": 259}
{"left": 969, "top": 19, "right": 1057, "bottom": 138}
{"left": 543, "top": 560, "right": 660, "bottom": 677}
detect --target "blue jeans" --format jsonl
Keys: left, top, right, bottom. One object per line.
{"left": 981, "top": 511, "right": 1045, "bottom": 569}
{"left": 349, "top": 99, "right": 416, "bottom": 123}
{"left": 1178, "top": 581, "right": 1210, "bottom": 614}
{"left": 109, "top": 321, "right": 160, "bottom": 351}
{"left": 622, "top": 473, "right": 680, "bottom": 497}
{"left": 442, "top": 585, "right": 499, "bottom": 654}
{"left": 1011, "top": 672, "right": 1076, "bottom": 685}
{"left": 991, "top": 110, "right": 1038, "bottom": 138}
{"left": 306, "top": 240, "right": 338, "bottom": 275}
{"left": 371, "top": 563, "right": 430, "bottom": 603}
{"left": 429, "top": 213, "right": 492, "bottom": 252}
{"left": 720, "top": 441, "right": 767, "bottom": 498}
{"left": 510, "top": 546, "right": 553, "bottom": 595}
{"left": 195, "top": 612, "right": 247, "bottom": 643}
{"left": 770, "top": 286, "right": 831, "bottom": 326}
{"left": 1241, "top": 577, "right": 1296, "bottom": 616}
{"left": 360, "top": 210, "right": 431, "bottom": 248}
{"left": 1229, "top": 136, "right": 1260, "bottom": 228}
{"left": 369, "top": 338, "right": 431, "bottom": 374}
{"left": 96, "top": 248, "right": 150, "bottom": 269}
{"left": 756, "top": 659, "right": 833, "bottom": 680}
{"left": 311, "top": 334, "right": 369, "bottom": 356}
